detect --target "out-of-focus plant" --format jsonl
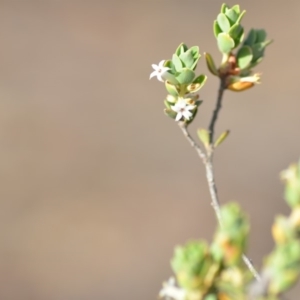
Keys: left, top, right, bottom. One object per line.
{"left": 149, "top": 2, "right": 300, "bottom": 299}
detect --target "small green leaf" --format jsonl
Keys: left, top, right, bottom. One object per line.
{"left": 214, "top": 130, "right": 230, "bottom": 148}
{"left": 244, "top": 29, "right": 256, "bottom": 46}
{"left": 164, "top": 108, "right": 177, "bottom": 119}
{"left": 165, "top": 81, "right": 179, "bottom": 96}
{"left": 251, "top": 40, "right": 272, "bottom": 62}
{"left": 175, "top": 43, "right": 188, "bottom": 56}
{"left": 237, "top": 46, "right": 253, "bottom": 69}
{"left": 225, "top": 8, "right": 238, "bottom": 25}
{"left": 213, "top": 20, "right": 222, "bottom": 38}
{"left": 204, "top": 52, "right": 219, "bottom": 76}
{"left": 217, "top": 33, "right": 234, "bottom": 54}
{"left": 256, "top": 29, "right": 266, "bottom": 43}
{"left": 197, "top": 128, "right": 210, "bottom": 149}
{"left": 164, "top": 60, "right": 176, "bottom": 74}
{"left": 236, "top": 10, "right": 246, "bottom": 24}
{"left": 179, "top": 49, "right": 194, "bottom": 68}
{"left": 175, "top": 68, "right": 195, "bottom": 84}
{"left": 162, "top": 72, "right": 179, "bottom": 85}
{"left": 172, "top": 54, "right": 183, "bottom": 72}
{"left": 187, "top": 83, "right": 201, "bottom": 93}
{"left": 190, "top": 46, "right": 200, "bottom": 59}
{"left": 190, "top": 56, "right": 200, "bottom": 71}
{"left": 195, "top": 100, "right": 203, "bottom": 107}
{"left": 249, "top": 56, "right": 263, "bottom": 69}
{"left": 217, "top": 13, "right": 231, "bottom": 33}
{"left": 231, "top": 4, "right": 240, "bottom": 14}
{"left": 164, "top": 100, "right": 171, "bottom": 110}
{"left": 204, "top": 294, "right": 218, "bottom": 300}
{"left": 228, "top": 23, "right": 242, "bottom": 40}
{"left": 194, "top": 74, "right": 207, "bottom": 85}
{"left": 188, "top": 74, "right": 207, "bottom": 93}
{"left": 220, "top": 3, "right": 228, "bottom": 13}
{"left": 235, "top": 27, "right": 244, "bottom": 46}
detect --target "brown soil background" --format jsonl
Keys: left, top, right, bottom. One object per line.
{"left": 0, "top": 1, "right": 299, "bottom": 299}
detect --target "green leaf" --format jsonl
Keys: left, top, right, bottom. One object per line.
{"left": 190, "top": 57, "right": 200, "bottom": 71}
{"left": 204, "top": 52, "right": 219, "bottom": 76}
{"left": 213, "top": 20, "right": 222, "bottom": 38}
{"left": 251, "top": 41, "right": 272, "bottom": 61}
{"left": 172, "top": 54, "right": 183, "bottom": 72}
{"left": 248, "top": 57, "right": 263, "bottom": 69}
{"left": 187, "top": 74, "right": 207, "bottom": 93}
{"left": 195, "top": 100, "right": 203, "bottom": 107}
{"left": 217, "top": 33, "right": 234, "bottom": 54}
{"left": 256, "top": 29, "right": 266, "bottom": 43}
{"left": 214, "top": 130, "right": 230, "bottom": 148}
{"left": 179, "top": 48, "right": 194, "bottom": 68}
{"left": 162, "top": 72, "right": 179, "bottom": 85}
{"left": 164, "top": 100, "right": 171, "bottom": 110}
{"left": 175, "top": 43, "right": 188, "bottom": 56}
{"left": 220, "top": 3, "right": 228, "bottom": 13}
{"left": 237, "top": 45, "right": 253, "bottom": 69}
{"left": 228, "top": 23, "right": 242, "bottom": 40}
{"left": 197, "top": 129, "right": 210, "bottom": 148}
{"left": 190, "top": 46, "right": 200, "bottom": 59}
{"left": 217, "top": 13, "right": 231, "bottom": 33}
{"left": 193, "top": 74, "right": 207, "bottom": 85}
{"left": 235, "top": 27, "right": 244, "bottom": 46}
{"left": 164, "top": 108, "right": 177, "bottom": 119}
{"left": 225, "top": 8, "right": 238, "bottom": 25}
{"left": 165, "top": 81, "right": 179, "bottom": 96}
{"left": 175, "top": 68, "right": 195, "bottom": 84}
{"left": 204, "top": 294, "right": 218, "bottom": 300}
{"left": 244, "top": 29, "right": 256, "bottom": 46}
{"left": 236, "top": 10, "right": 246, "bottom": 24}
{"left": 164, "top": 60, "right": 176, "bottom": 74}
{"left": 231, "top": 5, "right": 240, "bottom": 14}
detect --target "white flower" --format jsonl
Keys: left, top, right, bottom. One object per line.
{"left": 150, "top": 60, "right": 170, "bottom": 82}
{"left": 159, "top": 277, "right": 186, "bottom": 300}
{"left": 171, "top": 99, "right": 196, "bottom": 122}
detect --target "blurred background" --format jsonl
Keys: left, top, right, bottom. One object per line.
{"left": 0, "top": 0, "right": 299, "bottom": 299}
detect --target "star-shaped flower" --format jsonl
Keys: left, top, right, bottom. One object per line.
{"left": 159, "top": 277, "right": 186, "bottom": 300}
{"left": 149, "top": 60, "right": 170, "bottom": 82}
{"left": 171, "top": 99, "right": 196, "bottom": 122}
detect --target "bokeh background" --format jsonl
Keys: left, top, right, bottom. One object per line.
{"left": 0, "top": 1, "right": 299, "bottom": 299}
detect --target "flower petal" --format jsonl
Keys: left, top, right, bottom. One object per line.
{"left": 149, "top": 70, "right": 158, "bottom": 79}
{"left": 151, "top": 64, "right": 158, "bottom": 70}
{"left": 186, "top": 105, "right": 196, "bottom": 111}
{"left": 171, "top": 105, "right": 179, "bottom": 113}
{"left": 158, "top": 60, "right": 166, "bottom": 68}
{"left": 156, "top": 73, "right": 164, "bottom": 82}
{"left": 182, "top": 110, "right": 192, "bottom": 120}
{"left": 176, "top": 100, "right": 187, "bottom": 108}
{"left": 175, "top": 112, "right": 182, "bottom": 121}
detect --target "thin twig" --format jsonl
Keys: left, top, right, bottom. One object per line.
{"left": 178, "top": 122, "right": 206, "bottom": 162}
{"left": 177, "top": 79, "right": 261, "bottom": 281}
{"left": 208, "top": 79, "right": 225, "bottom": 143}
{"left": 204, "top": 154, "right": 223, "bottom": 226}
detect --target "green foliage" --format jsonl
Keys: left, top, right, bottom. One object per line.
{"left": 214, "top": 4, "right": 245, "bottom": 53}
{"left": 211, "top": 203, "right": 249, "bottom": 266}
{"left": 147, "top": 2, "right": 300, "bottom": 300}
{"left": 281, "top": 161, "right": 300, "bottom": 208}
{"left": 214, "top": 131, "right": 230, "bottom": 148}
{"left": 161, "top": 43, "right": 207, "bottom": 124}
{"left": 171, "top": 241, "right": 221, "bottom": 294}
{"left": 197, "top": 129, "right": 210, "bottom": 149}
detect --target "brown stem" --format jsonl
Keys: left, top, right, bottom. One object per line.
{"left": 208, "top": 78, "right": 226, "bottom": 144}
